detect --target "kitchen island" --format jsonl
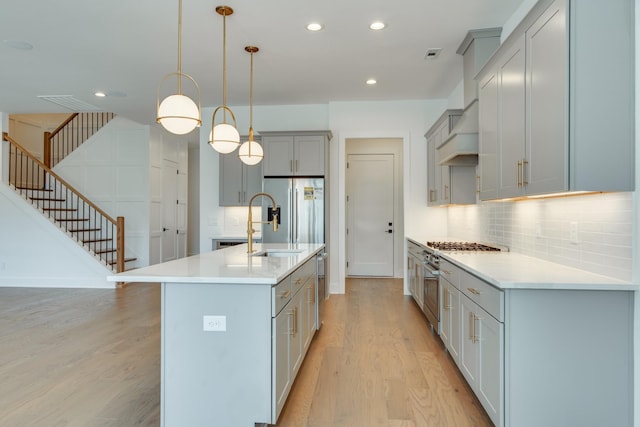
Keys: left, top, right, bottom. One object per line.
{"left": 437, "top": 251, "right": 637, "bottom": 427}
{"left": 109, "top": 243, "right": 324, "bottom": 427}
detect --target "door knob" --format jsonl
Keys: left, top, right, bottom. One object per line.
{"left": 386, "top": 230, "right": 393, "bottom": 234}
{"left": 163, "top": 227, "right": 168, "bottom": 232}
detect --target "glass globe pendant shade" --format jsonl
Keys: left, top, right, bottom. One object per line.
{"left": 209, "top": 122, "right": 240, "bottom": 154}
{"left": 238, "top": 139, "right": 264, "bottom": 165}
{"left": 157, "top": 93, "right": 200, "bottom": 135}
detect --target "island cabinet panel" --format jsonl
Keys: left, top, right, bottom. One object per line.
{"left": 504, "top": 289, "right": 633, "bottom": 427}
{"left": 161, "top": 282, "right": 273, "bottom": 427}
{"left": 159, "top": 254, "right": 319, "bottom": 427}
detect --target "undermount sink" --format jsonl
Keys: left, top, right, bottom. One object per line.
{"left": 252, "top": 249, "right": 304, "bottom": 258}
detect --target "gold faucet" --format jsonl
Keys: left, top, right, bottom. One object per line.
{"left": 247, "top": 192, "right": 279, "bottom": 253}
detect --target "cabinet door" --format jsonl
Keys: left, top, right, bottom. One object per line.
{"left": 245, "top": 162, "right": 263, "bottom": 202}
{"left": 303, "top": 280, "right": 316, "bottom": 352}
{"left": 478, "top": 67, "right": 499, "bottom": 200}
{"left": 525, "top": 0, "right": 566, "bottom": 195}
{"left": 290, "top": 289, "right": 304, "bottom": 376}
{"left": 219, "top": 153, "right": 244, "bottom": 206}
{"left": 498, "top": 35, "right": 526, "bottom": 199}
{"left": 273, "top": 309, "right": 291, "bottom": 420}
{"left": 263, "top": 136, "right": 294, "bottom": 176}
{"left": 294, "top": 135, "right": 325, "bottom": 176}
{"left": 427, "top": 138, "right": 438, "bottom": 205}
{"left": 459, "top": 294, "right": 478, "bottom": 386}
{"left": 477, "top": 310, "right": 504, "bottom": 427}
{"left": 440, "top": 279, "right": 460, "bottom": 364}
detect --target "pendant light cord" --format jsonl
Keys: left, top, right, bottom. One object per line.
{"left": 177, "top": 0, "right": 183, "bottom": 94}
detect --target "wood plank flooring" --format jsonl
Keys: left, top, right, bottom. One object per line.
{"left": 0, "top": 278, "right": 492, "bottom": 426}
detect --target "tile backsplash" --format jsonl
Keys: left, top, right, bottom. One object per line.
{"left": 447, "top": 192, "right": 633, "bottom": 281}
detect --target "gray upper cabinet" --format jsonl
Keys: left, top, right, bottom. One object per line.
{"left": 426, "top": 110, "right": 476, "bottom": 206}
{"left": 261, "top": 132, "right": 331, "bottom": 176}
{"left": 477, "top": 0, "right": 635, "bottom": 200}
{"left": 219, "top": 151, "right": 262, "bottom": 206}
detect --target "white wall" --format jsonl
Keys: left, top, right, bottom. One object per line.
{"left": 53, "top": 117, "right": 152, "bottom": 267}
{"left": 0, "top": 182, "right": 113, "bottom": 288}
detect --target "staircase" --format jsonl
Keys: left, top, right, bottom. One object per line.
{"left": 3, "top": 125, "right": 133, "bottom": 273}
{"left": 45, "top": 112, "right": 115, "bottom": 168}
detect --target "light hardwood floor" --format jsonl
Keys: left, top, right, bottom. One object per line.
{"left": 0, "top": 278, "right": 492, "bottom": 426}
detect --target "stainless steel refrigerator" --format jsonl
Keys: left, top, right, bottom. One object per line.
{"left": 262, "top": 177, "right": 327, "bottom": 329}
{"left": 261, "top": 178, "right": 324, "bottom": 245}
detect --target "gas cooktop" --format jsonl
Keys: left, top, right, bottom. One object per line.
{"left": 426, "top": 241, "right": 503, "bottom": 252}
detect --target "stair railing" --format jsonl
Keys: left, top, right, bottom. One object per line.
{"left": 3, "top": 132, "right": 125, "bottom": 272}
{"left": 44, "top": 112, "right": 115, "bottom": 168}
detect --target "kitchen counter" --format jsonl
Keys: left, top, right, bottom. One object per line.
{"left": 108, "top": 242, "right": 324, "bottom": 284}
{"left": 442, "top": 251, "right": 637, "bottom": 291}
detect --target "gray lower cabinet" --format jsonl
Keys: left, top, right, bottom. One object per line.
{"left": 477, "top": 0, "right": 635, "bottom": 199}
{"left": 441, "top": 259, "right": 503, "bottom": 426}
{"left": 162, "top": 257, "right": 317, "bottom": 426}
{"left": 272, "top": 257, "right": 317, "bottom": 421}
{"left": 439, "top": 258, "right": 633, "bottom": 427}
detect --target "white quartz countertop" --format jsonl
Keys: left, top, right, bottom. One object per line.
{"left": 108, "top": 243, "right": 324, "bottom": 285}
{"left": 442, "top": 251, "right": 637, "bottom": 291}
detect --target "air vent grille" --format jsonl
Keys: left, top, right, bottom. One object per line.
{"left": 424, "top": 48, "right": 442, "bottom": 60}
{"left": 37, "top": 95, "right": 102, "bottom": 112}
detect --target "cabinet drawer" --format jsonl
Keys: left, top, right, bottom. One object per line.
{"left": 439, "top": 259, "right": 459, "bottom": 287}
{"left": 272, "top": 277, "right": 292, "bottom": 317}
{"left": 460, "top": 270, "right": 503, "bottom": 322}
{"left": 291, "top": 258, "right": 316, "bottom": 294}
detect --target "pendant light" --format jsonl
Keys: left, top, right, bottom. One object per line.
{"left": 209, "top": 5, "right": 240, "bottom": 154}
{"left": 156, "top": 0, "right": 202, "bottom": 135}
{"left": 238, "top": 46, "right": 264, "bottom": 165}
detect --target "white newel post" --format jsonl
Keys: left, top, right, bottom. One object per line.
{"left": 0, "top": 112, "right": 8, "bottom": 183}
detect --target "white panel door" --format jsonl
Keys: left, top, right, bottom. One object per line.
{"left": 346, "top": 154, "right": 394, "bottom": 277}
{"left": 162, "top": 158, "right": 178, "bottom": 263}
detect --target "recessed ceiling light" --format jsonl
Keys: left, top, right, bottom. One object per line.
{"left": 369, "top": 21, "right": 385, "bottom": 30}
{"left": 306, "top": 23, "right": 323, "bottom": 31}
{"left": 366, "top": 79, "right": 377, "bottom": 85}
{"left": 95, "top": 91, "right": 106, "bottom": 97}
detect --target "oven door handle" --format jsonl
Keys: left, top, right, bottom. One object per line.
{"left": 423, "top": 262, "right": 440, "bottom": 277}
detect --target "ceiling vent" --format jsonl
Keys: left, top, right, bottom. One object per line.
{"left": 37, "top": 95, "right": 102, "bottom": 112}
{"left": 424, "top": 48, "right": 442, "bottom": 60}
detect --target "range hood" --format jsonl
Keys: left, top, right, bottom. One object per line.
{"left": 437, "top": 99, "right": 479, "bottom": 166}
{"left": 438, "top": 28, "right": 501, "bottom": 166}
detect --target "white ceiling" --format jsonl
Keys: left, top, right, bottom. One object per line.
{"left": 0, "top": 0, "right": 526, "bottom": 127}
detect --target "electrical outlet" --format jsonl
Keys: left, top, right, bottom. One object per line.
{"left": 569, "top": 221, "right": 579, "bottom": 244}
{"left": 203, "top": 315, "right": 226, "bottom": 332}
{"left": 535, "top": 222, "right": 542, "bottom": 238}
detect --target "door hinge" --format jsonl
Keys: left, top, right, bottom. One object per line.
{"left": 347, "top": 162, "right": 349, "bottom": 168}
{"left": 346, "top": 228, "right": 349, "bottom": 235}
{"left": 176, "top": 199, "right": 179, "bottom": 205}
{"left": 346, "top": 195, "right": 349, "bottom": 202}
{"left": 176, "top": 169, "right": 179, "bottom": 175}
{"left": 346, "top": 261, "right": 349, "bottom": 268}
